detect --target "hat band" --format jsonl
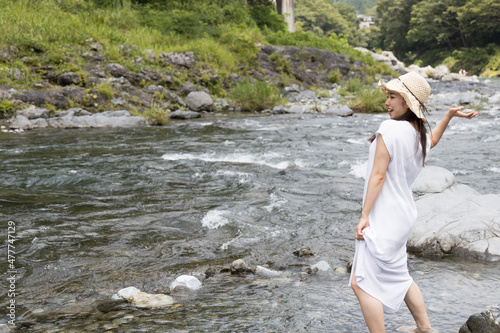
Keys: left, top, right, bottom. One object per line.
{"left": 397, "top": 77, "right": 428, "bottom": 117}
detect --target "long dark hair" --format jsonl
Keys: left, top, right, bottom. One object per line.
{"left": 369, "top": 110, "right": 429, "bottom": 166}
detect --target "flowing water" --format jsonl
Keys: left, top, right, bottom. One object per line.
{"left": 1, "top": 80, "right": 499, "bottom": 332}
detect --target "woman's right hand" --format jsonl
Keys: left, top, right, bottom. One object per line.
{"left": 355, "top": 216, "right": 369, "bottom": 240}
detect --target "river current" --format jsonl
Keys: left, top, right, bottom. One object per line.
{"left": 1, "top": 80, "right": 499, "bottom": 332}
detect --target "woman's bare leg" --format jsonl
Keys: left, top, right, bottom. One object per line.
{"left": 351, "top": 273, "right": 386, "bottom": 333}
{"left": 404, "top": 282, "right": 432, "bottom": 331}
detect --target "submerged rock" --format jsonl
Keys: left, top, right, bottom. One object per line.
{"left": 254, "top": 265, "right": 281, "bottom": 277}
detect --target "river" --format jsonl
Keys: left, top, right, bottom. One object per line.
{"left": 1, "top": 79, "right": 499, "bottom": 332}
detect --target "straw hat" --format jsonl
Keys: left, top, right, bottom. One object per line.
{"left": 378, "top": 72, "right": 431, "bottom": 120}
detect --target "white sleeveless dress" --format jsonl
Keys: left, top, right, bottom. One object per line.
{"left": 349, "top": 120, "right": 430, "bottom": 312}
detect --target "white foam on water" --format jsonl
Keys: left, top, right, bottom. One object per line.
{"left": 201, "top": 210, "right": 231, "bottom": 229}
{"left": 162, "top": 152, "right": 292, "bottom": 170}
{"left": 215, "top": 170, "right": 251, "bottom": 183}
{"left": 263, "top": 193, "right": 288, "bottom": 212}
{"left": 347, "top": 138, "right": 367, "bottom": 145}
{"left": 481, "top": 134, "right": 500, "bottom": 143}
{"left": 341, "top": 160, "right": 367, "bottom": 179}
{"left": 486, "top": 167, "right": 500, "bottom": 174}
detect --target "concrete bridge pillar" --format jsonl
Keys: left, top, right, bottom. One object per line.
{"left": 274, "top": 0, "right": 295, "bottom": 32}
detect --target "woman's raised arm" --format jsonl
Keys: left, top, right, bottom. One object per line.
{"left": 430, "top": 106, "right": 478, "bottom": 148}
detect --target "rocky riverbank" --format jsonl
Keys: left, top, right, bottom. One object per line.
{"left": 0, "top": 41, "right": 489, "bottom": 132}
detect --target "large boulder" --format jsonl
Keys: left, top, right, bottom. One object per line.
{"left": 408, "top": 166, "right": 500, "bottom": 261}
{"left": 186, "top": 91, "right": 213, "bottom": 112}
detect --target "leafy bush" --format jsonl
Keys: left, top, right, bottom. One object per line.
{"left": 96, "top": 82, "right": 114, "bottom": 99}
{"left": 327, "top": 69, "right": 341, "bottom": 84}
{"left": 347, "top": 87, "right": 387, "bottom": 113}
{"left": 338, "top": 77, "right": 364, "bottom": 96}
{"left": 269, "top": 52, "right": 292, "bottom": 75}
{"left": 138, "top": 103, "right": 170, "bottom": 125}
{"left": 230, "top": 78, "right": 284, "bottom": 112}
{"left": 0, "top": 99, "right": 15, "bottom": 118}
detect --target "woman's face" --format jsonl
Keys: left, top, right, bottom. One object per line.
{"left": 385, "top": 92, "right": 409, "bottom": 119}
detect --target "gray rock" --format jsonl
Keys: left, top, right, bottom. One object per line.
{"left": 0, "top": 90, "right": 12, "bottom": 99}
{"left": 230, "top": 259, "right": 253, "bottom": 275}
{"left": 411, "top": 166, "right": 455, "bottom": 193}
{"left": 106, "top": 63, "right": 129, "bottom": 78}
{"left": 284, "top": 84, "right": 301, "bottom": 93}
{"left": 16, "top": 107, "right": 50, "bottom": 119}
{"left": 8, "top": 115, "right": 31, "bottom": 129}
{"left": 159, "top": 51, "right": 196, "bottom": 68}
{"left": 170, "top": 110, "right": 201, "bottom": 120}
{"left": 30, "top": 118, "right": 48, "bottom": 128}
{"left": 296, "top": 90, "right": 317, "bottom": 101}
{"left": 408, "top": 167, "right": 500, "bottom": 261}
{"left": 181, "top": 82, "right": 199, "bottom": 95}
{"left": 186, "top": 91, "right": 213, "bottom": 112}
{"left": 58, "top": 72, "right": 81, "bottom": 86}
{"left": 293, "top": 246, "right": 314, "bottom": 257}
{"left": 325, "top": 105, "right": 353, "bottom": 117}
{"left": 428, "top": 65, "right": 450, "bottom": 80}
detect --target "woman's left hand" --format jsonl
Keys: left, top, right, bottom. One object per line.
{"left": 448, "top": 106, "right": 478, "bottom": 119}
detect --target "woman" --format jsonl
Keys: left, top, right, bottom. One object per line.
{"left": 349, "top": 72, "right": 477, "bottom": 333}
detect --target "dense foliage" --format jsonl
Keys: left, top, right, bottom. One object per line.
{"left": 331, "top": 0, "right": 377, "bottom": 15}
{"left": 373, "top": 0, "right": 500, "bottom": 75}
{"left": 295, "top": 0, "right": 361, "bottom": 44}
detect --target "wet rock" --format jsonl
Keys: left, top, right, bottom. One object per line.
{"left": 129, "top": 291, "right": 175, "bottom": 309}
{"left": 230, "top": 259, "right": 253, "bottom": 275}
{"left": 408, "top": 167, "right": 500, "bottom": 261}
{"left": 459, "top": 305, "right": 500, "bottom": 333}
{"left": 170, "top": 275, "right": 202, "bottom": 291}
{"left": 186, "top": 91, "right": 213, "bottom": 112}
{"left": 96, "top": 300, "right": 128, "bottom": 313}
{"left": 293, "top": 246, "right": 314, "bottom": 257}
{"left": 310, "top": 260, "right": 332, "bottom": 273}
{"left": 253, "top": 265, "right": 281, "bottom": 277}
{"left": 205, "top": 265, "right": 231, "bottom": 278}
{"left": 159, "top": 51, "right": 196, "bottom": 68}
{"left": 170, "top": 110, "right": 201, "bottom": 120}
{"left": 114, "top": 286, "right": 174, "bottom": 309}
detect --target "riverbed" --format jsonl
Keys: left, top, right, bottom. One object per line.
{"left": 1, "top": 80, "right": 499, "bottom": 332}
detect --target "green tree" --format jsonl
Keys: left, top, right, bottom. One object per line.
{"left": 458, "top": 0, "right": 500, "bottom": 46}
{"left": 407, "top": 0, "right": 467, "bottom": 51}
{"left": 295, "top": 0, "right": 359, "bottom": 43}
{"left": 375, "top": 0, "right": 420, "bottom": 58}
